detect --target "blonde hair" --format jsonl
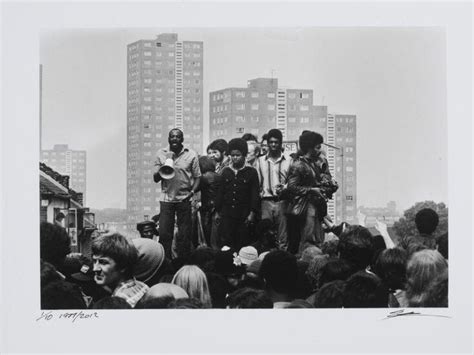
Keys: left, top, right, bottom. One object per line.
{"left": 406, "top": 249, "right": 448, "bottom": 306}
{"left": 171, "top": 265, "right": 212, "bottom": 308}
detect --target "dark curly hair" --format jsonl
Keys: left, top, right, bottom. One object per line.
{"left": 415, "top": 208, "right": 439, "bottom": 235}
{"left": 298, "top": 131, "right": 323, "bottom": 153}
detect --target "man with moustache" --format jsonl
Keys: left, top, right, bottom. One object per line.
{"left": 154, "top": 128, "right": 201, "bottom": 259}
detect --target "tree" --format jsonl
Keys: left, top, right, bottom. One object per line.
{"left": 393, "top": 201, "right": 448, "bottom": 240}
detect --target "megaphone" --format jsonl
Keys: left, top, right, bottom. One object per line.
{"left": 159, "top": 158, "right": 175, "bottom": 180}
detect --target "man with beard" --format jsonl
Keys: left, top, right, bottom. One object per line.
{"left": 154, "top": 128, "right": 201, "bottom": 259}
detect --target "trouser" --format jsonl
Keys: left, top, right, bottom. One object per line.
{"left": 200, "top": 208, "right": 213, "bottom": 246}
{"left": 261, "top": 199, "right": 288, "bottom": 251}
{"left": 218, "top": 216, "right": 250, "bottom": 251}
{"left": 298, "top": 202, "right": 324, "bottom": 253}
{"left": 159, "top": 201, "right": 192, "bottom": 259}
{"left": 286, "top": 202, "right": 324, "bottom": 255}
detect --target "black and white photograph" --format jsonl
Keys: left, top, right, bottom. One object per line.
{"left": 1, "top": 1, "right": 472, "bottom": 354}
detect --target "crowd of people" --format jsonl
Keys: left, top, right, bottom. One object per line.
{"left": 40, "top": 128, "right": 448, "bottom": 309}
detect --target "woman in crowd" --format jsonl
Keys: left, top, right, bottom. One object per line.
{"left": 171, "top": 265, "right": 212, "bottom": 308}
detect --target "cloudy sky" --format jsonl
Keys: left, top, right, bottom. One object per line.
{"left": 40, "top": 27, "right": 447, "bottom": 211}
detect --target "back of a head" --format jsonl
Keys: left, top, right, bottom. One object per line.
{"left": 132, "top": 238, "right": 165, "bottom": 284}
{"left": 418, "top": 269, "right": 448, "bottom": 307}
{"left": 199, "top": 155, "right": 216, "bottom": 174}
{"left": 406, "top": 249, "right": 448, "bottom": 306}
{"left": 136, "top": 295, "right": 175, "bottom": 309}
{"left": 41, "top": 280, "right": 87, "bottom": 309}
{"left": 92, "top": 233, "right": 138, "bottom": 279}
{"left": 305, "top": 255, "right": 330, "bottom": 291}
{"left": 40, "top": 222, "right": 71, "bottom": 268}
{"left": 373, "top": 248, "right": 408, "bottom": 291}
{"left": 144, "top": 282, "right": 188, "bottom": 301}
{"left": 338, "top": 225, "right": 373, "bottom": 271}
{"left": 171, "top": 265, "right": 211, "bottom": 308}
{"left": 259, "top": 250, "right": 298, "bottom": 295}
{"left": 318, "top": 258, "right": 353, "bottom": 288}
{"left": 62, "top": 253, "right": 91, "bottom": 278}
{"left": 168, "top": 297, "right": 204, "bottom": 309}
{"left": 92, "top": 296, "right": 132, "bottom": 309}
{"left": 300, "top": 246, "right": 323, "bottom": 264}
{"left": 343, "top": 271, "right": 388, "bottom": 308}
{"left": 312, "top": 280, "right": 346, "bottom": 308}
{"left": 188, "top": 247, "right": 217, "bottom": 273}
{"left": 321, "top": 239, "right": 339, "bottom": 257}
{"left": 41, "top": 260, "right": 63, "bottom": 287}
{"left": 226, "top": 287, "right": 272, "bottom": 309}
{"left": 206, "top": 272, "right": 229, "bottom": 308}
{"left": 415, "top": 208, "right": 439, "bottom": 235}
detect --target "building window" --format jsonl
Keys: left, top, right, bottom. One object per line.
{"left": 288, "top": 93, "right": 296, "bottom": 99}
{"left": 267, "top": 104, "right": 275, "bottom": 110}
{"left": 251, "top": 92, "right": 259, "bottom": 98}
{"left": 288, "top": 117, "right": 296, "bottom": 123}
{"left": 267, "top": 93, "right": 276, "bottom": 98}
{"left": 345, "top": 147, "right": 354, "bottom": 153}
{"left": 301, "top": 93, "right": 309, "bottom": 99}
{"left": 235, "top": 104, "right": 245, "bottom": 111}
{"left": 168, "top": 52, "right": 174, "bottom": 57}
{"left": 301, "top": 117, "right": 309, "bottom": 123}
{"left": 251, "top": 104, "right": 259, "bottom": 110}
{"left": 300, "top": 105, "right": 309, "bottom": 111}
{"left": 346, "top": 166, "right": 353, "bottom": 172}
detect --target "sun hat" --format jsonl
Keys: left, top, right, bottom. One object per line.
{"left": 238, "top": 246, "right": 258, "bottom": 265}
{"left": 132, "top": 238, "right": 165, "bottom": 282}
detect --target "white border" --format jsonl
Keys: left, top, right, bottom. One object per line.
{"left": 1, "top": 1, "right": 472, "bottom": 353}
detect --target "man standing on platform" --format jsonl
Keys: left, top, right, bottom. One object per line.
{"left": 154, "top": 128, "right": 201, "bottom": 259}
{"left": 256, "top": 129, "right": 292, "bottom": 251}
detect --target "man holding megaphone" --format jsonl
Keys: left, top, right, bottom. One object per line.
{"left": 154, "top": 128, "right": 201, "bottom": 259}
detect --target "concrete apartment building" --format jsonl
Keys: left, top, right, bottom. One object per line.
{"left": 126, "top": 33, "right": 203, "bottom": 227}
{"left": 326, "top": 114, "right": 357, "bottom": 224}
{"left": 209, "top": 78, "right": 327, "bottom": 143}
{"left": 40, "top": 144, "right": 87, "bottom": 203}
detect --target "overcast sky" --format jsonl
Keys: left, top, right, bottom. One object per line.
{"left": 40, "top": 27, "right": 447, "bottom": 211}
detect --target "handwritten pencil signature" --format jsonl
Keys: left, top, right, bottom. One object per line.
{"left": 381, "top": 309, "right": 451, "bottom": 321}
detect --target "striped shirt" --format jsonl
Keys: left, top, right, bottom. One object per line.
{"left": 256, "top": 154, "right": 292, "bottom": 198}
{"left": 112, "top": 279, "right": 149, "bottom": 308}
